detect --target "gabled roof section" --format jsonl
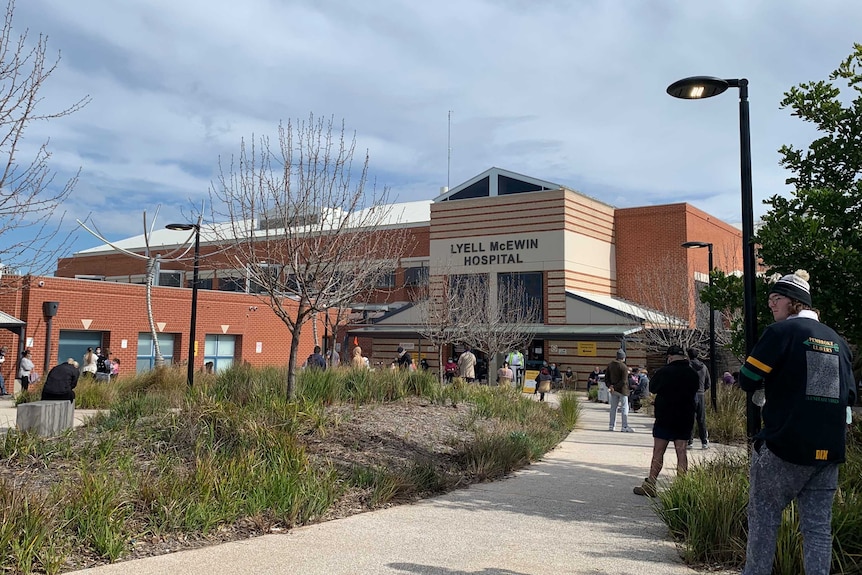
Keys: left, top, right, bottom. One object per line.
{"left": 433, "top": 167, "right": 562, "bottom": 202}
{"left": 0, "top": 310, "right": 25, "bottom": 328}
{"left": 566, "top": 290, "right": 687, "bottom": 328}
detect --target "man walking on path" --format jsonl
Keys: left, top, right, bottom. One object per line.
{"left": 687, "top": 348, "right": 710, "bottom": 449}
{"left": 634, "top": 344, "right": 699, "bottom": 496}
{"left": 740, "top": 270, "right": 855, "bottom": 575}
{"left": 606, "top": 349, "right": 634, "bottom": 432}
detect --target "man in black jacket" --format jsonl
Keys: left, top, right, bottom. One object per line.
{"left": 633, "top": 345, "right": 699, "bottom": 496}
{"left": 740, "top": 270, "right": 855, "bottom": 575}
{"left": 41, "top": 359, "right": 80, "bottom": 402}
{"left": 686, "top": 348, "right": 711, "bottom": 449}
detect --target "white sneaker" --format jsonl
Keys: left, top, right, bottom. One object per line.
{"left": 622, "top": 427, "right": 635, "bottom": 432}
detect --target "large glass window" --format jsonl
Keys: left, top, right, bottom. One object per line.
{"left": 137, "top": 332, "right": 176, "bottom": 372}
{"left": 204, "top": 334, "right": 237, "bottom": 372}
{"left": 58, "top": 330, "right": 105, "bottom": 368}
{"left": 498, "top": 272, "right": 543, "bottom": 323}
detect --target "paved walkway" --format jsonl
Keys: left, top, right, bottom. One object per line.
{"left": 20, "top": 393, "right": 734, "bottom": 575}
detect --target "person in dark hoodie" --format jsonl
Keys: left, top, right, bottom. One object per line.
{"left": 633, "top": 345, "right": 699, "bottom": 497}
{"left": 686, "top": 348, "right": 711, "bottom": 449}
{"left": 739, "top": 270, "right": 855, "bottom": 575}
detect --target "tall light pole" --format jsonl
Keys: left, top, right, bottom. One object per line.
{"left": 668, "top": 76, "right": 759, "bottom": 437}
{"left": 682, "top": 241, "right": 717, "bottom": 411}
{"left": 166, "top": 223, "right": 200, "bottom": 387}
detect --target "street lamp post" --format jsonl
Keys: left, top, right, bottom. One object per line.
{"left": 682, "top": 241, "right": 717, "bottom": 411}
{"left": 668, "top": 76, "right": 759, "bottom": 438}
{"left": 166, "top": 223, "right": 201, "bottom": 387}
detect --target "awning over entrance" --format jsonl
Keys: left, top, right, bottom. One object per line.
{"left": 347, "top": 323, "right": 642, "bottom": 341}
{"left": 0, "top": 310, "right": 25, "bottom": 330}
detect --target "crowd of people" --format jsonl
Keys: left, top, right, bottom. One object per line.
{"left": 0, "top": 346, "right": 121, "bottom": 398}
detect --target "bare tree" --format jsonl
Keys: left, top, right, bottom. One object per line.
{"left": 413, "top": 271, "right": 471, "bottom": 384}
{"left": 208, "top": 115, "right": 411, "bottom": 398}
{"left": 0, "top": 0, "right": 89, "bottom": 276}
{"left": 626, "top": 254, "right": 730, "bottom": 356}
{"left": 456, "top": 273, "right": 541, "bottom": 381}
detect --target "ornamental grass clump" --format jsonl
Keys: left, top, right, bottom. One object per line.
{"left": 0, "top": 364, "right": 576, "bottom": 572}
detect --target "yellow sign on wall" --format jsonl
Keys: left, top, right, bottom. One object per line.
{"left": 577, "top": 342, "right": 597, "bottom": 356}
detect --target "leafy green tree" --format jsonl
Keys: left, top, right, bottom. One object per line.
{"left": 756, "top": 43, "right": 862, "bottom": 349}
{"left": 700, "top": 271, "right": 774, "bottom": 360}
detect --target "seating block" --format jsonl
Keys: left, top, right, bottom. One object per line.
{"left": 17, "top": 401, "right": 75, "bottom": 437}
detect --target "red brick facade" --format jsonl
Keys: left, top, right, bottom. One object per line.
{"left": 0, "top": 275, "right": 323, "bottom": 393}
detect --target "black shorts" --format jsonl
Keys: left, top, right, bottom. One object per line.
{"left": 652, "top": 424, "right": 690, "bottom": 441}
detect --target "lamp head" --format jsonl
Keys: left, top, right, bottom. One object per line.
{"left": 166, "top": 223, "right": 197, "bottom": 231}
{"left": 682, "top": 241, "right": 712, "bottom": 249}
{"left": 667, "top": 76, "right": 729, "bottom": 99}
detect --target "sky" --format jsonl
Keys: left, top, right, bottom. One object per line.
{"left": 5, "top": 0, "right": 862, "bottom": 272}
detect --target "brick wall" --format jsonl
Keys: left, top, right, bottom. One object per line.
{"left": 0, "top": 275, "right": 325, "bottom": 391}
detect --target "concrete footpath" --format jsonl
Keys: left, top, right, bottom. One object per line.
{"left": 3, "top": 393, "right": 736, "bottom": 575}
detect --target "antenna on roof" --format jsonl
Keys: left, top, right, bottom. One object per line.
{"left": 447, "top": 110, "right": 453, "bottom": 190}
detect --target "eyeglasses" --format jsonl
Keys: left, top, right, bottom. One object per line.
{"left": 768, "top": 294, "right": 787, "bottom": 304}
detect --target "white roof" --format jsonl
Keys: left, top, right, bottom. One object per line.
{"left": 567, "top": 290, "right": 687, "bottom": 327}
{"left": 74, "top": 200, "right": 432, "bottom": 256}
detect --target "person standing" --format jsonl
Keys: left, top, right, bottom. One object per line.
{"left": 306, "top": 345, "right": 327, "bottom": 369}
{"left": 444, "top": 357, "right": 458, "bottom": 383}
{"left": 351, "top": 346, "right": 366, "bottom": 369}
{"left": 606, "top": 349, "right": 634, "bottom": 432}
{"left": 633, "top": 345, "right": 699, "bottom": 496}
{"left": 17, "top": 349, "right": 34, "bottom": 391}
{"left": 506, "top": 349, "right": 524, "bottom": 387}
{"left": 41, "top": 359, "right": 80, "bottom": 402}
{"left": 497, "top": 361, "right": 514, "bottom": 387}
{"left": 327, "top": 348, "right": 341, "bottom": 368}
{"left": 95, "top": 348, "right": 112, "bottom": 382}
{"left": 0, "top": 346, "right": 8, "bottom": 396}
{"left": 81, "top": 347, "right": 98, "bottom": 378}
{"left": 740, "top": 270, "right": 855, "bottom": 575}
{"left": 687, "top": 348, "right": 711, "bottom": 449}
{"left": 395, "top": 346, "right": 412, "bottom": 370}
{"left": 535, "top": 367, "right": 552, "bottom": 402}
{"left": 458, "top": 346, "right": 477, "bottom": 383}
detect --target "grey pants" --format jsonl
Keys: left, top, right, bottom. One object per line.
{"left": 690, "top": 391, "right": 707, "bottom": 444}
{"left": 743, "top": 443, "right": 838, "bottom": 575}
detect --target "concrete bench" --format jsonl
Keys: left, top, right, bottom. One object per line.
{"left": 17, "top": 400, "right": 75, "bottom": 437}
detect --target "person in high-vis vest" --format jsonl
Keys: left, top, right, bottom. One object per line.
{"left": 506, "top": 349, "right": 525, "bottom": 388}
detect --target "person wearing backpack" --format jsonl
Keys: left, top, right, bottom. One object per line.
{"left": 95, "top": 347, "right": 112, "bottom": 382}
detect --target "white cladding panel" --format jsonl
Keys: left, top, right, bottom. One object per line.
{"left": 428, "top": 230, "right": 615, "bottom": 284}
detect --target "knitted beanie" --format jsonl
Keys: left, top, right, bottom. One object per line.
{"left": 616, "top": 349, "right": 626, "bottom": 360}
{"left": 769, "top": 269, "right": 811, "bottom": 306}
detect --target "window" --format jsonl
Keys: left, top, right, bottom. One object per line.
{"left": 218, "top": 276, "right": 246, "bottom": 292}
{"left": 188, "top": 277, "right": 214, "bottom": 290}
{"left": 404, "top": 265, "right": 429, "bottom": 286}
{"left": 158, "top": 271, "right": 183, "bottom": 287}
{"left": 249, "top": 264, "right": 282, "bottom": 294}
{"left": 136, "top": 332, "right": 176, "bottom": 372}
{"left": 58, "top": 330, "right": 105, "bottom": 368}
{"left": 375, "top": 271, "right": 395, "bottom": 289}
{"left": 204, "top": 334, "right": 236, "bottom": 372}
{"left": 498, "top": 272, "right": 543, "bottom": 323}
